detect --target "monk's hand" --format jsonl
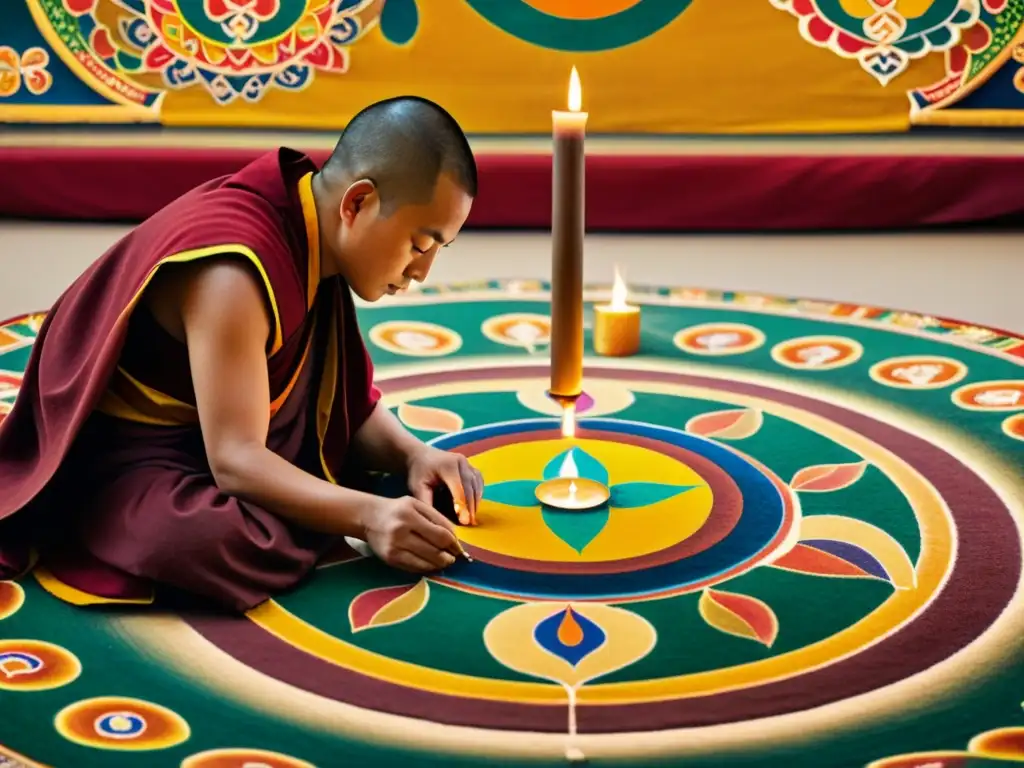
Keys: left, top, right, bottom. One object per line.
{"left": 363, "top": 496, "right": 463, "bottom": 573}
{"left": 406, "top": 446, "right": 483, "bottom": 525}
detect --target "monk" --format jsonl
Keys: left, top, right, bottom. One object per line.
{"left": 0, "top": 96, "right": 484, "bottom": 612}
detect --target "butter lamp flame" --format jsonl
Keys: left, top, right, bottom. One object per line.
{"left": 593, "top": 265, "right": 641, "bottom": 357}
{"left": 535, "top": 448, "right": 609, "bottom": 510}
{"left": 611, "top": 265, "right": 628, "bottom": 310}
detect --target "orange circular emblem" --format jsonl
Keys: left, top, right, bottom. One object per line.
{"left": 771, "top": 336, "right": 863, "bottom": 371}
{"left": 0, "top": 639, "right": 81, "bottom": 691}
{"left": 673, "top": 323, "right": 765, "bottom": 356}
{"left": 952, "top": 380, "right": 1024, "bottom": 412}
{"left": 368, "top": 321, "right": 462, "bottom": 358}
{"left": 869, "top": 356, "right": 968, "bottom": 389}
{"left": 481, "top": 313, "right": 551, "bottom": 352}
{"left": 55, "top": 696, "right": 189, "bottom": 750}
{"left": 1002, "top": 413, "right": 1024, "bottom": 441}
{"left": 0, "top": 581, "right": 24, "bottom": 620}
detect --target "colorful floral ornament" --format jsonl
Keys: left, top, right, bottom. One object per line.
{"left": 0, "top": 46, "right": 53, "bottom": 98}
{"left": 79, "top": 0, "right": 387, "bottom": 105}
{"left": 769, "top": 0, "right": 981, "bottom": 86}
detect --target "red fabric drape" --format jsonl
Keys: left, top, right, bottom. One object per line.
{"left": 1, "top": 146, "right": 1022, "bottom": 231}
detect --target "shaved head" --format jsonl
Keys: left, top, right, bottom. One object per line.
{"left": 319, "top": 96, "right": 477, "bottom": 214}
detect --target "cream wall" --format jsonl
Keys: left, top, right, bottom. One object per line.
{"left": 0, "top": 223, "right": 1021, "bottom": 333}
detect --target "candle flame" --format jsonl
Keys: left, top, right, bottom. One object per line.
{"left": 568, "top": 66, "right": 582, "bottom": 112}
{"left": 611, "top": 265, "right": 628, "bottom": 310}
{"left": 569, "top": 481, "right": 578, "bottom": 496}
{"left": 561, "top": 402, "right": 577, "bottom": 438}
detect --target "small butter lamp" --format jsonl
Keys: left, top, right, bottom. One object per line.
{"left": 534, "top": 444, "right": 610, "bottom": 511}
{"left": 535, "top": 477, "right": 610, "bottom": 510}
{"left": 594, "top": 266, "right": 641, "bottom": 356}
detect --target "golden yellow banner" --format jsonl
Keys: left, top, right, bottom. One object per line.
{"left": 2, "top": 0, "right": 1022, "bottom": 132}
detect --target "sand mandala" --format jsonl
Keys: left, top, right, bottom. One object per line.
{"left": 0, "top": 284, "right": 1022, "bottom": 768}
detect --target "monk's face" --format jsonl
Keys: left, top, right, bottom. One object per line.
{"left": 335, "top": 173, "right": 473, "bottom": 301}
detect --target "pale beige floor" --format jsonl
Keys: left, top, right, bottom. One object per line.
{"left": 0, "top": 222, "right": 1021, "bottom": 333}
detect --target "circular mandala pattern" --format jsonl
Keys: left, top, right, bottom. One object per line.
{"left": 55, "top": 697, "right": 189, "bottom": 750}
{"left": 481, "top": 313, "right": 551, "bottom": 351}
{"left": 430, "top": 418, "right": 794, "bottom": 600}
{"left": 0, "top": 640, "right": 80, "bottom": 691}
{"left": 673, "top": 322, "right": 766, "bottom": 356}
{"left": 181, "top": 747, "right": 316, "bottom": 768}
{"left": 369, "top": 321, "right": 462, "bottom": 357}
{"left": 174, "top": 363, "right": 986, "bottom": 745}
{"left": 463, "top": 0, "right": 694, "bottom": 51}
{"left": 2, "top": 284, "right": 1022, "bottom": 768}
{"left": 771, "top": 335, "right": 864, "bottom": 370}
{"left": 0, "top": 581, "right": 25, "bottom": 620}
{"left": 952, "top": 380, "right": 1024, "bottom": 411}
{"left": 870, "top": 355, "right": 969, "bottom": 389}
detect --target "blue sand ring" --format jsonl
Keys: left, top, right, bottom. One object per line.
{"left": 94, "top": 711, "right": 147, "bottom": 739}
{"left": 429, "top": 418, "right": 790, "bottom": 602}
{"left": 0, "top": 652, "right": 43, "bottom": 678}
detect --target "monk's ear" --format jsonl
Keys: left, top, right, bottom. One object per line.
{"left": 339, "top": 179, "right": 377, "bottom": 223}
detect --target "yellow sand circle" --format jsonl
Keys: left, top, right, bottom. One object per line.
{"left": 461, "top": 438, "right": 712, "bottom": 562}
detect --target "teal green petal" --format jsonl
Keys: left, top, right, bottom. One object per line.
{"left": 115, "top": 51, "right": 143, "bottom": 72}
{"left": 380, "top": 0, "right": 419, "bottom": 45}
{"left": 543, "top": 447, "right": 609, "bottom": 486}
{"left": 610, "top": 483, "right": 697, "bottom": 508}
{"left": 484, "top": 480, "right": 542, "bottom": 507}
{"left": 542, "top": 505, "right": 609, "bottom": 554}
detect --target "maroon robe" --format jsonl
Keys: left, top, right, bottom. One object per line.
{"left": 0, "top": 148, "right": 380, "bottom": 611}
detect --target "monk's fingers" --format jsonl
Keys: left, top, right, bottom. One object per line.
{"left": 391, "top": 548, "right": 445, "bottom": 574}
{"left": 402, "top": 533, "right": 457, "bottom": 570}
{"left": 408, "top": 481, "right": 433, "bottom": 506}
{"left": 472, "top": 466, "right": 484, "bottom": 511}
{"left": 408, "top": 499, "right": 460, "bottom": 552}
{"left": 436, "top": 461, "right": 472, "bottom": 525}
{"left": 459, "top": 463, "right": 482, "bottom": 524}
